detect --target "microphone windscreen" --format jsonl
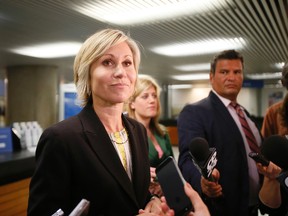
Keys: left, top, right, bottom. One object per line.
{"left": 261, "top": 135, "right": 288, "bottom": 170}
{"left": 189, "top": 137, "right": 210, "bottom": 162}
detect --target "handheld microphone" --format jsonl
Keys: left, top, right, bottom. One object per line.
{"left": 261, "top": 135, "right": 288, "bottom": 192}
{"left": 261, "top": 135, "right": 288, "bottom": 170}
{"left": 188, "top": 137, "right": 217, "bottom": 181}
{"left": 69, "top": 199, "right": 90, "bottom": 216}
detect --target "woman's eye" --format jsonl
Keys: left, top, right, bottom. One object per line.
{"left": 102, "top": 60, "right": 113, "bottom": 66}
{"left": 123, "top": 61, "right": 132, "bottom": 67}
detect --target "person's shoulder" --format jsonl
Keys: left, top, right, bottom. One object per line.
{"left": 159, "top": 123, "right": 168, "bottom": 133}
{"left": 44, "top": 115, "right": 80, "bottom": 134}
{"left": 271, "top": 100, "right": 283, "bottom": 108}
{"left": 266, "top": 100, "right": 283, "bottom": 113}
{"left": 181, "top": 97, "right": 210, "bottom": 112}
{"left": 123, "top": 115, "right": 145, "bottom": 130}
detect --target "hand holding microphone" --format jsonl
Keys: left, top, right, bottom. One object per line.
{"left": 200, "top": 169, "right": 223, "bottom": 198}
{"left": 256, "top": 161, "right": 282, "bottom": 180}
{"left": 259, "top": 135, "right": 288, "bottom": 192}
{"left": 189, "top": 137, "right": 223, "bottom": 198}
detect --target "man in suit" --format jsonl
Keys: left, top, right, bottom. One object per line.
{"left": 177, "top": 50, "right": 262, "bottom": 216}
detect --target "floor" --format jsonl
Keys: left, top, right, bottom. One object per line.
{"left": 172, "top": 146, "right": 267, "bottom": 216}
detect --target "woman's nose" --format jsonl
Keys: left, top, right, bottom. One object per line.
{"left": 148, "top": 96, "right": 156, "bottom": 103}
{"left": 114, "top": 65, "right": 125, "bottom": 77}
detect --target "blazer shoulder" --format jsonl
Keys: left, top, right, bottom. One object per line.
{"left": 52, "top": 115, "right": 81, "bottom": 129}
{"left": 181, "top": 96, "right": 212, "bottom": 114}
{"left": 123, "top": 115, "right": 146, "bottom": 132}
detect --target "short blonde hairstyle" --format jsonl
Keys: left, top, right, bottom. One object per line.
{"left": 74, "top": 28, "right": 141, "bottom": 107}
{"left": 126, "top": 74, "right": 165, "bottom": 136}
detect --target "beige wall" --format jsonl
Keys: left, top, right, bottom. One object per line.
{"left": 169, "top": 85, "right": 286, "bottom": 118}
{"left": 6, "top": 65, "right": 58, "bottom": 129}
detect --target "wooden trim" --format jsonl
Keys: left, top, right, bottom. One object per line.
{"left": 0, "top": 178, "right": 31, "bottom": 216}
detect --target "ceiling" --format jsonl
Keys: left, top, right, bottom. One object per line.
{"left": 0, "top": 0, "right": 287, "bottom": 86}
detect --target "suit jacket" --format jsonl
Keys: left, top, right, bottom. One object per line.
{"left": 28, "top": 102, "right": 151, "bottom": 216}
{"left": 178, "top": 91, "right": 260, "bottom": 216}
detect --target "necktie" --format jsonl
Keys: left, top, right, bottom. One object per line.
{"left": 114, "top": 131, "right": 128, "bottom": 171}
{"left": 231, "top": 103, "right": 260, "bottom": 153}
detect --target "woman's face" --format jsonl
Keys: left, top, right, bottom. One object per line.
{"left": 131, "top": 85, "right": 158, "bottom": 120}
{"left": 90, "top": 42, "right": 137, "bottom": 105}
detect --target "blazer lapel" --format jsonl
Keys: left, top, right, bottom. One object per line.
{"left": 209, "top": 92, "right": 249, "bottom": 157}
{"left": 122, "top": 116, "right": 150, "bottom": 202}
{"left": 77, "top": 105, "right": 139, "bottom": 206}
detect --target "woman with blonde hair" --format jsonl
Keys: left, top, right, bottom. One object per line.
{"left": 28, "top": 29, "right": 162, "bottom": 216}
{"left": 126, "top": 74, "right": 174, "bottom": 196}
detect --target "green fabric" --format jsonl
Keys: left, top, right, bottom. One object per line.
{"left": 148, "top": 131, "right": 174, "bottom": 167}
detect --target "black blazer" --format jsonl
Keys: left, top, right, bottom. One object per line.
{"left": 28, "top": 103, "right": 151, "bottom": 216}
{"left": 178, "top": 91, "right": 261, "bottom": 216}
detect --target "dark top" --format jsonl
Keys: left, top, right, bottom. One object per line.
{"left": 148, "top": 130, "right": 174, "bottom": 167}
{"left": 259, "top": 185, "right": 288, "bottom": 216}
{"left": 27, "top": 102, "right": 151, "bottom": 216}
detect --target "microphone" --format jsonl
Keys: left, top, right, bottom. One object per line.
{"left": 261, "top": 135, "right": 288, "bottom": 192}
{"left": 69, "top": 199, "right": 90, "bottom": 216}
{"left": 189, "top": 137, "right": 217, "bottom": 181}
{"left": 261, "top": 135, "right": 288, "bottom": 170}
{"left": 51, "top": 199, "right": 90, "bottom": 216}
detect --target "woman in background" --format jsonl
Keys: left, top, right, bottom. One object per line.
{"left": 126, "top": 74, "right": 174, "bottom": 196}
{"left": 261, "top": 62, "right": 288, "bottom": 137}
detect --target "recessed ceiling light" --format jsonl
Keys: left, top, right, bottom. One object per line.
{"left": 168, "top": 84, "right": 193, "bottom": 89}
{"left": 245, "top": 72, "right": 282, "bottom": 80}
{"left": 72, "top": 0, "right": 228, "bottom": 25}
{"left": 172, "top": 73, "right": 209, "bottom": 81}
{"left": 10, "top": 42, "right": 82, "bottom": 58}
{"left": 151, "top": 38, "right": 245, "bottom": 57}
{"left": 174, "top": 63, "right": 210, "bottom": 71}
{"left": 274, "top": 62, "right": 285, "bottom": 69}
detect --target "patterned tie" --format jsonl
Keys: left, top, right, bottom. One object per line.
{"left": 231, "top": 103, "right": 260, "bottom": 153}
{"left": 114, "top": 131, "right": 127, "bottom": 171}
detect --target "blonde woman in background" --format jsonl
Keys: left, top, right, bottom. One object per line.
{"left": 126, "top": 74, "right": 174, "bottom": 197}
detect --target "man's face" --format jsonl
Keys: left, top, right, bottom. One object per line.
{"left": 210, "top": 59, "right": 243, "bottom": 101}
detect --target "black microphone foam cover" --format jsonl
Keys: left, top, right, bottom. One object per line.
{"left": 261, "top": 135, "right": 288, "bottom": 170}
{"left": 189, "top": 137, "right": 210, "bottom": 162}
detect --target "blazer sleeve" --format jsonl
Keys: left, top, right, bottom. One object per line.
{"left": 177, "top": 103, "right": 206, "bottom": 193}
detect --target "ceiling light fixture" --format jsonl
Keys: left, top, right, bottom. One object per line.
{"left": 245, "top": 72, "right": 282, "bottom": 80}
{"left": 151, "top": 37, "right": 245, "bottom": 57}
{"left": 10, "top": 42, "right": 82, "bottom": 58}
{"left": 72, "top": 0, "right": 227, "bottom": 25}
{"left": 168, "top": 84, "right": 193, "bottom": 89}
{"left": 274, "top": 62, "right": 285, "bottom": 69}
{"left": 172, "top": 73, "right": 209, "bottom": 81}
{"left": 174, "top": 63, "right": 210, "bottom": 71}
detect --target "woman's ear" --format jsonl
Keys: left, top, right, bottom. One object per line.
{"left": 130, "top": 102, "right": 135, "bottom": 109}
